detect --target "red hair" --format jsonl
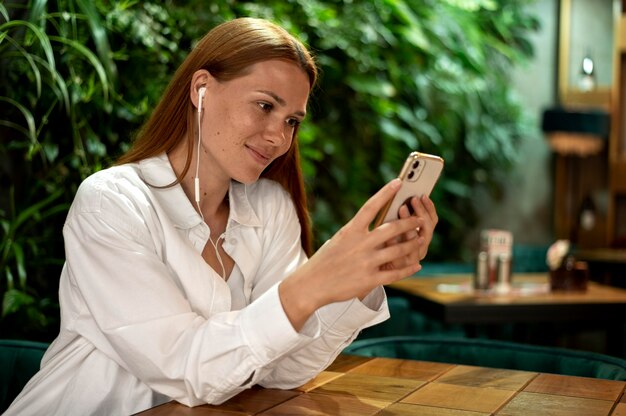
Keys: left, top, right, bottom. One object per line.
{"left": 117, "top": 18, "right": 317, "bottom": 255}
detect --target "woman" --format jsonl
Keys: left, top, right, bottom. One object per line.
{"left": 6, "top": 17, "right": 437, "bottom": 415}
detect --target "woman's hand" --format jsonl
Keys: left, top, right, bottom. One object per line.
{"left": 279, "top": 179, "right": 438, "bottom": 330}
{"left": 382, "top": 193, "right": 438, "bottom": 271}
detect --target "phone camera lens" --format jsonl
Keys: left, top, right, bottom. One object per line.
{"left": 412, "top": 161, "right": 420, "bottom": 169}
{"left": 408, "top": 171, "right": 415, "bottom": 179}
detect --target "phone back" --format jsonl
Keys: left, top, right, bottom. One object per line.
{"left": 378, "top": 152, "right": 444, "bottom": 225}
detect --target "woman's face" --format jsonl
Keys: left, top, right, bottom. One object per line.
{"left": 199, "top": 59, "right": 311, "bottom": 184}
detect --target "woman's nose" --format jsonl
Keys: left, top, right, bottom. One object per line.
{"left": 263, "top": 120, "right": 289, "bottom": 147}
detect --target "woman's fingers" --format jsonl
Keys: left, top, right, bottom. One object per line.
{"left": 376, "top": 236, "right": 424, "bottom": 276}
{"left": 351, "top": 179, "right": 402, "bottom": 229}
{"left": 410, "top": 196, "right": 438, "bottom": 260}
{"left": 379, "top": 261, "right": 423, "bottom": 285}
{"left": 416, "top": 195, "right": 438, "bottom": 225}
{"left": 375, "top": 222, "right": 425, "bottom": 269}
{"left": 397, "top": 203, "right": 419, "bottom": 242}
{"left": 380, "top": 195, "right": 437, "bottom": 267}
{"left": 374, "top": 215, "right": 421, "bottom": 245}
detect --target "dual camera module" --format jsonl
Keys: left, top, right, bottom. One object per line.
{"left": 406, "top": 159, "right": 424, "bottom": 182}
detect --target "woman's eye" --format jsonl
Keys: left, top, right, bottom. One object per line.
{"left": 286, "top": 118, "right": 301, "bottom": 128}
{"left": 258, "top": 102, "right": 273, "bottom": 112}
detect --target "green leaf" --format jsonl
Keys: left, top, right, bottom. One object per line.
{"left": 0, "top": 3, "right": 9, "bottom": 23}
{"left": 76, "top": 0, "right": 117, "bottom": 83}
{"left": 2, "top": 289, "right": 35, "bottom": 317}
{"left": 12, "top": 189, "right": 64, "bottom": 232}
{"left": 346, "top": 75, "right": 396, "bottom": 98}
{"left": 12, "top": 243, "right": 26, "bottom": 289}
{"left": 49, "top": 35, "right": 110, "bottom": 101}
{"left": 0, "top": 97, "right": 37, "bottom": 143}
{"left": 3, "top": 267, "right": 14, "bottom": 291}
{"left": 29, "top": 53, "right": 71, "bottom": 114}
{"left": 0, "top": 20, "right": 56, "bottom": 75}
{"left": 2, "top": 39, "right": 43, "bottom": 97}
{"left": 0, "top": 120, "right": 31, "bottom": 141}
{"left": 27, "top": 0, "right": 49, "bottom": 26}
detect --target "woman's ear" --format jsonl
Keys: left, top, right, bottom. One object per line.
{"left": 190, "top": 69, "right": 212, "bottom": 111}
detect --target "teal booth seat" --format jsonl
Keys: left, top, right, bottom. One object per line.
{"left": 357, "top": 296, "right": 411, "bottom": 339}
{"left": 418, "top": 244, "right": 550, "bottom": 276}
{"left": 511, "top": 244, "right": 550, "bottom": 273}
{"left": 356, "top": 297, "right": 466, "bottom": 340}
{"left": 344, "top": 336, "right": 626, "bottom": 381}
{"left": 0, "top": 339, "right": 49, "bottom": 413}
{"left": 418, "top": 261, "right": 474, "bottom": 276}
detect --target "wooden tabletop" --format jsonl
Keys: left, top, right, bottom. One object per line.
{"left": 137, "top": 354, "right": 626, "bottom": 415}
{"left": 385, "top": 273, "right": 626, "bottom": 324}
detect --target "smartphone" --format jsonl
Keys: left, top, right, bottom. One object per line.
{"left": 374, "top": 152, "right": 444, "bottom": 227}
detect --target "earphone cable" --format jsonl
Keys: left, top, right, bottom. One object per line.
{"left": 195, "top": 106, "right": 203, "bottom": 220}
{"left": 209, "top": 234, "right": 226, "bottom": 279}
{"left": 195, "top": 96, "right": 226, "bottom": 280}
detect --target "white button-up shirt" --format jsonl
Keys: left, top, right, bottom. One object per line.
{"left": 6, "top": 154, "right": 389, "bottom": 416}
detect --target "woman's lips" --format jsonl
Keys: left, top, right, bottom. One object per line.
{"left": 245, "top": 145, "right": 271, "bottom": 165}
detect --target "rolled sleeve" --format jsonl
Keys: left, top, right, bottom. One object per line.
{"left": 316, "top": 287, "right": 389, "bottom": 336}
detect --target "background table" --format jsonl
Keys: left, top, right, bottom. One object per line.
{"left": 575, "top": 248, "right": 626, "bottom": 287}
{"left": 138, "top": 354, "right": 626, "bottom": 415}
{"left": 386, "top": 273, "right": 626, "bottom": 356}
{"left": 386, "top": 273, "right": 626, "bottom": 324}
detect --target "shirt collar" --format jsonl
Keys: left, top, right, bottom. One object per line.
{"left": 228, "top": 181, "right": 262, "bottom": 228}
{"left": 137, "top": 153, "right": 261, "bottom": 230}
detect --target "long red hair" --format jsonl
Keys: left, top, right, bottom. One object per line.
{"left": 117, "top": 18, "right": 317, "bottom": 255}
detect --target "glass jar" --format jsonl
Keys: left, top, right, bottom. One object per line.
{"left": 549, "top": 256, "right": 589, "bottom": 291}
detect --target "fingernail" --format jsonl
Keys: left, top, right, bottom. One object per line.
{"left": 390, "top": 178, "right": 401, "bottom": 189}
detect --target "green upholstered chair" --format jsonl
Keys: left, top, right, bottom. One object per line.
{"left": 344, "top": 335, "right": 626, "bottom": 381}
{"left": 0, "top": 339, "right": 49, "bottom": 413}
{"left": 357, "top": 296, "right": 466, "bottom": 340}
{"left": 418, "top": 262, "right": 474, "bottom": 276}
{"left": 356, "top": 297, "right": 466, "bottom": 340}
{"left": 357, "top": 297, "right": 411, "bottom": 339}
{"left": 418, "top": 244, "right": 550, "bottom": 276}
{"left": 512, "top": 244, "right": 550, "bottom": 273}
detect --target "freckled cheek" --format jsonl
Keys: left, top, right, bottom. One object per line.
{"left": 282, "top": 130, "right": 295, "bottom": 150}
{"left": 278, "top": 140, "right": 293, "bottom": 157}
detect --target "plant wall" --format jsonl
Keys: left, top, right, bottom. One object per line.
{"left": 0, "top": 0, "right": 539, "bottom": 340}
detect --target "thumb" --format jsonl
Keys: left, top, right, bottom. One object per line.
{"left": 351, "top": 179, "right": 401, "bottom": 229}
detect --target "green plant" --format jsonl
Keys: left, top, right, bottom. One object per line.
{"left": 0, "top": 0, "right": 193, "bottom": 339}
{"left": 0, "top": 186, "right": 66, "bottom": 338}
{"left": 1, "top": 0, "right": 116, "bottom": 339}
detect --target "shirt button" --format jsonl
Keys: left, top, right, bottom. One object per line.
{"left": 229, "top": 238, "right": 237, "bottom": 245}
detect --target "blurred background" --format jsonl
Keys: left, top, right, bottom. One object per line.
{"left": 1, "top": 0, "right": 624, "bottom": 344}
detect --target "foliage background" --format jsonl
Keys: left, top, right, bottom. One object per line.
{"left": 0, "top": 0, "right": 539, "bottom": 340}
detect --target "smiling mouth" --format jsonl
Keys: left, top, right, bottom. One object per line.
{"left": 245, "top": 145, "right": 271, "bottom": 165}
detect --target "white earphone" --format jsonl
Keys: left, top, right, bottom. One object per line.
{"left": 194, "top": 86, "right": 206, "bottom": 205}
{"left": 197, "top": 86, "right": 206, "bottom": 113}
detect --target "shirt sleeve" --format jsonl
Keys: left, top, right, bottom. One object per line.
{"left": 61, "top": 175, "right": 318, "bottom": 406}
{"left": 248, "top": 181, "right": 390, "bottom": 389}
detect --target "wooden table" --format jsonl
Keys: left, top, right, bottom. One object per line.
{"left": 138, "top": 354, "right": 626, "bottom": 415}
{"left": 386, "top": 273, "right": 626, "bottom": 325}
